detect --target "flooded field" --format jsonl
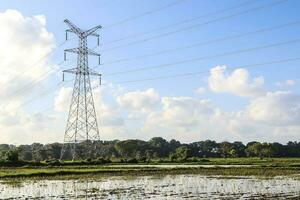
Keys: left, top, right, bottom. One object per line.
{"left": 0, "top": 174, "right": 299, "bottom": 199}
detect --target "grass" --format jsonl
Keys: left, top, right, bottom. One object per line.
{"left": 0, "top": 166, "right": 299, "bottom": 180}
{"left": 203, "top": 157, "right": 300, "bottom": 166}
{"left": 0, "top": 158, "right": 299, "bottom": 180}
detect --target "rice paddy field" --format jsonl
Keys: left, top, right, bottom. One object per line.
{"left": 0, "top": 158, "right": 299, "bottom": 199}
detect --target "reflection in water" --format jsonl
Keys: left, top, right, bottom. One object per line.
{"left": 0, "top": 175, "right": 299, "bottom": 199}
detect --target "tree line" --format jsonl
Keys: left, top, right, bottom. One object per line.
{"left": 0, "top": 137, "right": 299, "bottom": 165}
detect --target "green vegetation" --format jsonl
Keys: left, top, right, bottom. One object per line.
{"left": 0, "top": 164, "right": 299, "bottom": 180}
{"left": 0, "top": 158, "right": 299, "bottom": 179}
{"left": 0, "top": 138, "right": 299, "bottom": 180}
{"left": 1, "top": 138, "right": 300, "bottom": 166}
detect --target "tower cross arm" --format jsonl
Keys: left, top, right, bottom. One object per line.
{"left": 64, "top": 48, "right": 100, "bottom": 57}
{"left": 65, "top": 48, "right": 80, "bottom": 54}
{"left": 88, "top": 69, "right": 101, "bottom": 77}
{"left": 83, "top": 25, "right": 102, "bottom": 37}
{"left": 64, "top": 19, "right": 82, "bottom": 36}
{"left": 63, "top": 68, "right": 100, "bottom": 76}
{"left": 66, "top": 29, "right": 99, "bottom": 37}
{"left": 87, "top": 48, "right": 100, "bottom": 57}
{"left": 63, "top": 68, "right": 77, "bottom": 74}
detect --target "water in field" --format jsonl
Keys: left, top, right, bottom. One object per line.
{"left": 0, "top": 175, "right": 299, "bottom": 199}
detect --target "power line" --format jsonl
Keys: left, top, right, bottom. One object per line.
{"left": 103, "top": 0, "right": 187, "bottom": 29}
{"left": 6, "top": 60, "right": 65, "bottom": 100}
{"left": 0, "top": 59, "right": 74, "bottom": 110}
{"left": 29, "top": 57, "right": 300, "bottom": 115}
{"left": 98, "top": 20, "right": 300, "bottom": 66}
{"left": 101, "top": 0, "right": 288, "bottom": 52}
{"left": 0, "top": 44, "right": 100, "bottom": 110}
{"left": 13, "top": 79, "right": 73, "bottom": 111}
{"left": 104, "top": 38, "right": 300, "bottom": 76}
{"left": 104, "top": 57, "right": 300, "bottom": 85}
{"left": 7, "top": 27, "right": 295, "bottom": 105}
{"left": 3, "top": 0, "right": 285, "bottom": 103}
{"left": 102, "top": 0, "right": 261, "bottom": 46}
{"left": 35, "top": 84, "right": 101, "bottom": 114}
{"left": 1, "top": 40, "right": 68, "bottom": 94}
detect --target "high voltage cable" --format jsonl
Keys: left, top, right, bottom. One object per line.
{"left": 104, "top": 38, "right": 300, "bottom": 76}
{"left": 18, "top": 57, "right": 300, "bottom": 115}
{"left": 102, "top": 0, "right": 261, "bottom": 46}
{"left": 1, "top": 40, "right": 68, "bottom": 92}
{"left": 2, "top": 44, "right": 100, "bottom": 108}
{"left": 3, "top": 0, "right": 284, "bottom": 106}
{"left": 13, "top": 79, "right": 73, "bottom": 111}
{"left": 0, "top": 59, "right": 73, "bottom": 109}
{"left": 97, "top": 21, "right": 300, "bottom": 66}
{"left": 103, "top": 0, "right": 187, "bottom": 29}
{"left": 5, "top": 22, "right": 296, "bottom": 109}
{"left": 101, "top": 0, "right": 288, "bottom": 52}
{"left": 0, "top": 62, "right": 65, "bottom": 109}
{"left": 104, "top": 57, "right": 300, "bottom": 85}
{"left": 6, "top": 60, "right": 65, "bottom": 99}
{"left": 36, "top": 84, "right": 101, "bottom": 114}
{"left": 6, "top": 45, "right": 101, "bottom": 111}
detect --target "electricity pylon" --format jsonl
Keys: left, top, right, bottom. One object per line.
{"left": 60, "top": 19, "right": 102, "bottom": 160}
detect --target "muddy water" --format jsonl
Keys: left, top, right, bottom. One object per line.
{"left": 0, "top": 175, "right": 299, "bottom": 199}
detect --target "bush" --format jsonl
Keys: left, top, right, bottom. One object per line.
{"left": 126, "top": 158, "right": 138, "bottom": 163}
{"left": 5, "top": 149, "right": 19, "bottom": 163}
{"left": 93, "top": 157, "right": 112, "bottom": 165}
{"left": 199, "top": 158, "right": 210, "bottom": 162}
{"left": 137, "top": 156, "right": 147, "bottom": 162}
{"left": 187, "top": 157, "right": 199, "bottom": 162}
{"left": 45, "top": 159, "right": 61, "bottom": 166}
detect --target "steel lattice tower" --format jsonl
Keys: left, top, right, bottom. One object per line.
{"left": 60, "top": 19, "right": 102, "bottom": 160}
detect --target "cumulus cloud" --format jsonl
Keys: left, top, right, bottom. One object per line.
{"left": 117, "top": 88, "right": 160, "bottom": 112}
{"left": 1, "top": 10, "right": 298, "bottom": 145}
{"left": 0, "top": 9, "right": 55, "bottom": 101}
{"left": 54, "top": 84, "right": 126, "bottom": 141}
{"left": 160, "top": 97, "right": 213, "bottom": 126}
{"left": 195, "top": 87, "right": 206, "bottom": 95}
{"left": 276, "top": 79, "right": 295, "bottom": 87}
{"left": 246, "top": 91, "right": 300, "bottom": 126}
{"left": 208, "top": 66, "right": 265, "bottom": 97}
{"left": 51, "top": 80, "right": 300, "bottom": 143}
{"left": 0, "top": 10, "right": 56, "bottom": 144}
{"left": 141, "top": 96, "right": 234, "bottom": 142}
{"left": 54, "top": 87, "right": 72, "bottom": 111}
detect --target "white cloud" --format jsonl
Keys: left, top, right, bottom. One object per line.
{"left": 117, "top": 88, "right": 160, "bottom": 112}
{"left": 195, "top": 87, "right": 206, "bottom": 95}
{"left": 54, "top": 87, "right": 72, "bottom": 111}
{"left": 0, "top": 12, "right": 299, "bottom": 145}
{"left": 276, "top": 79, "right": 295, "bottom": 87}
{"left": 208, "top": 66, "right": 265, "bottom": 97}
{"left": 0, "top": 10, "right": 56, "bottom": 144}
{"left": 0, "top": 9, "right": 55, "bottom": 101}
{"left": 140, "top": 96, "right": 234, "bottom": 142}
{"left": 246, "top": 91, "right": 300, "bottom": 126}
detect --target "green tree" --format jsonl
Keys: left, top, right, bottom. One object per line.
{"left": 219, "top": 142, "right": 234, "bottom": 158}
{"left": 5, "top": 149, "right": 19, "bottom": 163}
{"left": 245, "top": 142, "right": 266, "bottom": 158}
{"left": 170, "top": 146, "right": 192, "bottom": 161}
{"left": 149, "top": 137, "right": 170, "bottom": 157}
{"left": 115, "top": 140, "right": 148, "bottom": 159}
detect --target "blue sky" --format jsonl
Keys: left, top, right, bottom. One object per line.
{"left": 0, "top": 0, "right": 300, "bottom": 144}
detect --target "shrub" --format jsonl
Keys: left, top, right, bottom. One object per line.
{"left": 5, "top": 149, "right": 19, "bottom": 163}
{"left": 126, "top": 158, "right": 138, "bottom": 163}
